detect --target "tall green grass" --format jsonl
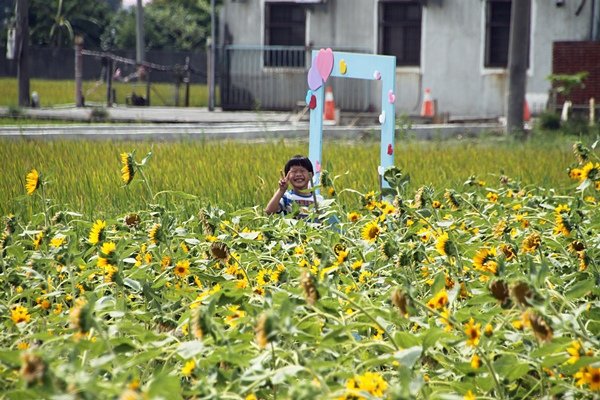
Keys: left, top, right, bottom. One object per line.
{"left": 0, "top": 78, "right": 211, "bottom": 108}
{"left": 0, "top": 135, "right": 585, "bottom": 217}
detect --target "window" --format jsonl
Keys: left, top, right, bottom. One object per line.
{"left": 485, "top": 0, "right": 512, "bottom": 68}
{"left": 378, "top": 0, "right": 422, "bottom": 67}
{"left": 264, "top": 3, "right": 306, "bottom": 67}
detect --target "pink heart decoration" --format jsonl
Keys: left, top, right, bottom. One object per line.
{"left": 316, "top": 48, "right": 334, "bottom": 82}
{"left": 315, "top": 160, "right": 321, "bottom": 173}
{"left": 308, "top": 95, "right": 316, "bottom": 110}
{"left": 373, "top": 70, "right": 381, "bottom": 80}
{"left": 387, "top": 144, "right": 393, "bottom": 155}
{"left": 388, "top": 90, "right": 396, "bottom": 104}
{"left": 308, "top": 65, "right": 323, "bottom": 91}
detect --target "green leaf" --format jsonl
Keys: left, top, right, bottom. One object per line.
{"left": 176, "top": 340, "right": 204, "bottom": 359}
{"left": 494, "top": 355, "right": 530, "bottom": 381}
{"left": 272, "top": 365, "right": 306, "bottom": 384}
{"left": 393, "top": 346, "right": 422, "bottom": 368}
{"left": 124, "top": 278, "right": 142, "bottom": 293}
{"left": 147, "top": 372, "right": 181, "bottom": 399}
{"left": 0, "top": 350, "right": 21, "bottom": 367}
{"left": 394, "top": 331, "right": 420, "bottom": 348}
{"left": 565, "top": 279, "right": 595, "bottom": 299}
{"left": 422, "top": 327, "right": 446, "bottom": 351}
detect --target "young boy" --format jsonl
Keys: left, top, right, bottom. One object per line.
{"left": 265, "top": 155, "right": 323, "bottom": 217}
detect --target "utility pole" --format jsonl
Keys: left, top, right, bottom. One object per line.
{"left": 208, "top": 0, "right": 216, "bottom": 111}
{"left": 15, "top": 0, "right": 30, "bottom": 107}
{"left": 135, "top": 0, "right": 145, "bottom": 65}
{"left": 506, "top": 0, "right": 531, "bottom": 135}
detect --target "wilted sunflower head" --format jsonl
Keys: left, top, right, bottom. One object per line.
{"left": 489, "top": 279, "right": 511, "bottom": 308}
{"left": 391, "top": 288, "right": 410, "bottom": 317}
{"left": 20, "top": 352, "right": 46, "bottom": 386}
{"left": 25, "top": 169, "right": 41, "bottom": 195}
{"left": 120, "top": 152, "right": 135, "bottom": 185}
{"left": 210, "top": 242, "right": 229, "bottom": 261}
{"left": 511, "top": 281, "right": 534, "bottom": 308}
{"left": 300, "top": 270, "right": 319, "bottom": 306}
{"left": 528, "top": 312, "right": 553, "bottom": 342}
{"left": 124, "top": 213, "right": 141, "bottom": 229}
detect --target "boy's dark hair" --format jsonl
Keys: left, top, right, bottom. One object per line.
{"left": 284, "top": 155, "right": 314, "bottom": 175}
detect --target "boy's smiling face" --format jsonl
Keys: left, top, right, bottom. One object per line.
{"left": 288, "top": 166, "right": 310, "bottom": 191}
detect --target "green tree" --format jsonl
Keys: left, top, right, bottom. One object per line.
{"left": 29, "top": 0, "right": 112, "bottom": 48}
{"left": 102, "top": 0, "right": 218, "bottom": 51}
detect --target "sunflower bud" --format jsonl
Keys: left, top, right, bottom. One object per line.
{"left": 300, "top": 270, "right": 319, "bottom": 306}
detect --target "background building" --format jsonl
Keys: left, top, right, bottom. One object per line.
{"left": 219, "top": 0, "right": 598, "bottom": 118}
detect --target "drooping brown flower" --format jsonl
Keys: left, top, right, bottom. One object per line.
{"left": 300, "top": 270, "right": 319, "bottom": 306}
{"left": 511, "top": 281, "right": 534, "bottom": 308}
{"left": 391, "top": 288, "right": 409, "bottom": 317}
{"left": 528, "top": 312, "right": 553, "bottom": 342}
{"left": 210, "top": 242, "right": 229, "bottom": 261}
{"left": 20, "top": 352, "right": 46, "bottom": 385}
{"left": 489, "top": 279, "right": 511, "bottom": 307}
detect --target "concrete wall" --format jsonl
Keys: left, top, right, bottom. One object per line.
{"left": 221, "top": 0, "right": 594, "bottom": 117}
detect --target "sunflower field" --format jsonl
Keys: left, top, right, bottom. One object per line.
{"left": 1, "top": 140, "right": 599, "bottom": 400}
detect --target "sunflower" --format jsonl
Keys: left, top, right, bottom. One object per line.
{"left": 464, "top": 318, "right": 481, "bottom": 347}
{"left": 347, "top": 212, "right": 360, "bottom": 222}
{"left": 174, "top": 260, "right": 190, "bottom": 278}
{"left": 581, "top": 162, "right": 600, "bottom": 181}
{"left": 472, "top": 247, "right": 497, "bottom": 275}
{"left": 361, "top": 220, "right": 381, "bottom": 243}
{"left": 120, "top": 152, "right": 135, "bottom": 185}
{"left": 521, "top": 232, "right": 541, "bottom": 253}
{"left": 11, "top": 305, "right": 31, "bottom": 324}
{"left": 427, "top": 289, "right": 448, "bottom": 310}
{"left": 435, "top": 232, "right": 452, "bottom": 256}
{"left": 148, "top": 223, "right": 162, "bottom": 244}
{"left": 25, "top": 169, "right": 40, "bottom": 195}
{"left": 345, "top": 371, "right": 388, "bottom": 398}
{"left": 181, "top": 360, "right": 195, "bottom": 377}
{"left": 88, "top": 220, "right": 106, "bottom": 245}
{"left": 32, "top": 231, "right": 44, "bottom": 250}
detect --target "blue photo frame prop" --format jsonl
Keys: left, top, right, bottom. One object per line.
{"left": 306, "top": 50, "right": 397, "bottom": 191}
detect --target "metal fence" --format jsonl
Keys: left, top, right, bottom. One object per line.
{"left": 219, "top": 45, "right": 373, "bottom": 112}
{"left": 0, "top": 46, "right": 207, "bottom": 84}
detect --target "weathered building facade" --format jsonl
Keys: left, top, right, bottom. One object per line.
{"left": 219, "top": 0, "right": 597, "bottom": 118}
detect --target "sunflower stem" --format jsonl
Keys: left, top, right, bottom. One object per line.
{"left": 332, "top": 288, "right": 400, "bottom": 351}
{"left": 137, "top": 166, "right": 154, "bottom": 200}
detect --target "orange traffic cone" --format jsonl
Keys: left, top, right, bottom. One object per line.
{"left": 323, "top": 86, "right": 336, "bottom": 125}
{"left": 523, "top": 99, "right": 531, "bottom": 122}
{"left": 421, "top": 88, "right": 435, "bottom": 117}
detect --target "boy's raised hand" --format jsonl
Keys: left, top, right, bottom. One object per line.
{"left": 278, "top": 170, "right": 291, "bottom": 191}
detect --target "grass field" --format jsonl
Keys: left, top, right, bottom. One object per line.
{"left": 0, "top": 78, "right": 211, "bottom": 108}
{"left": 0, "top": 133, "right": 591, "bottom": 217}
